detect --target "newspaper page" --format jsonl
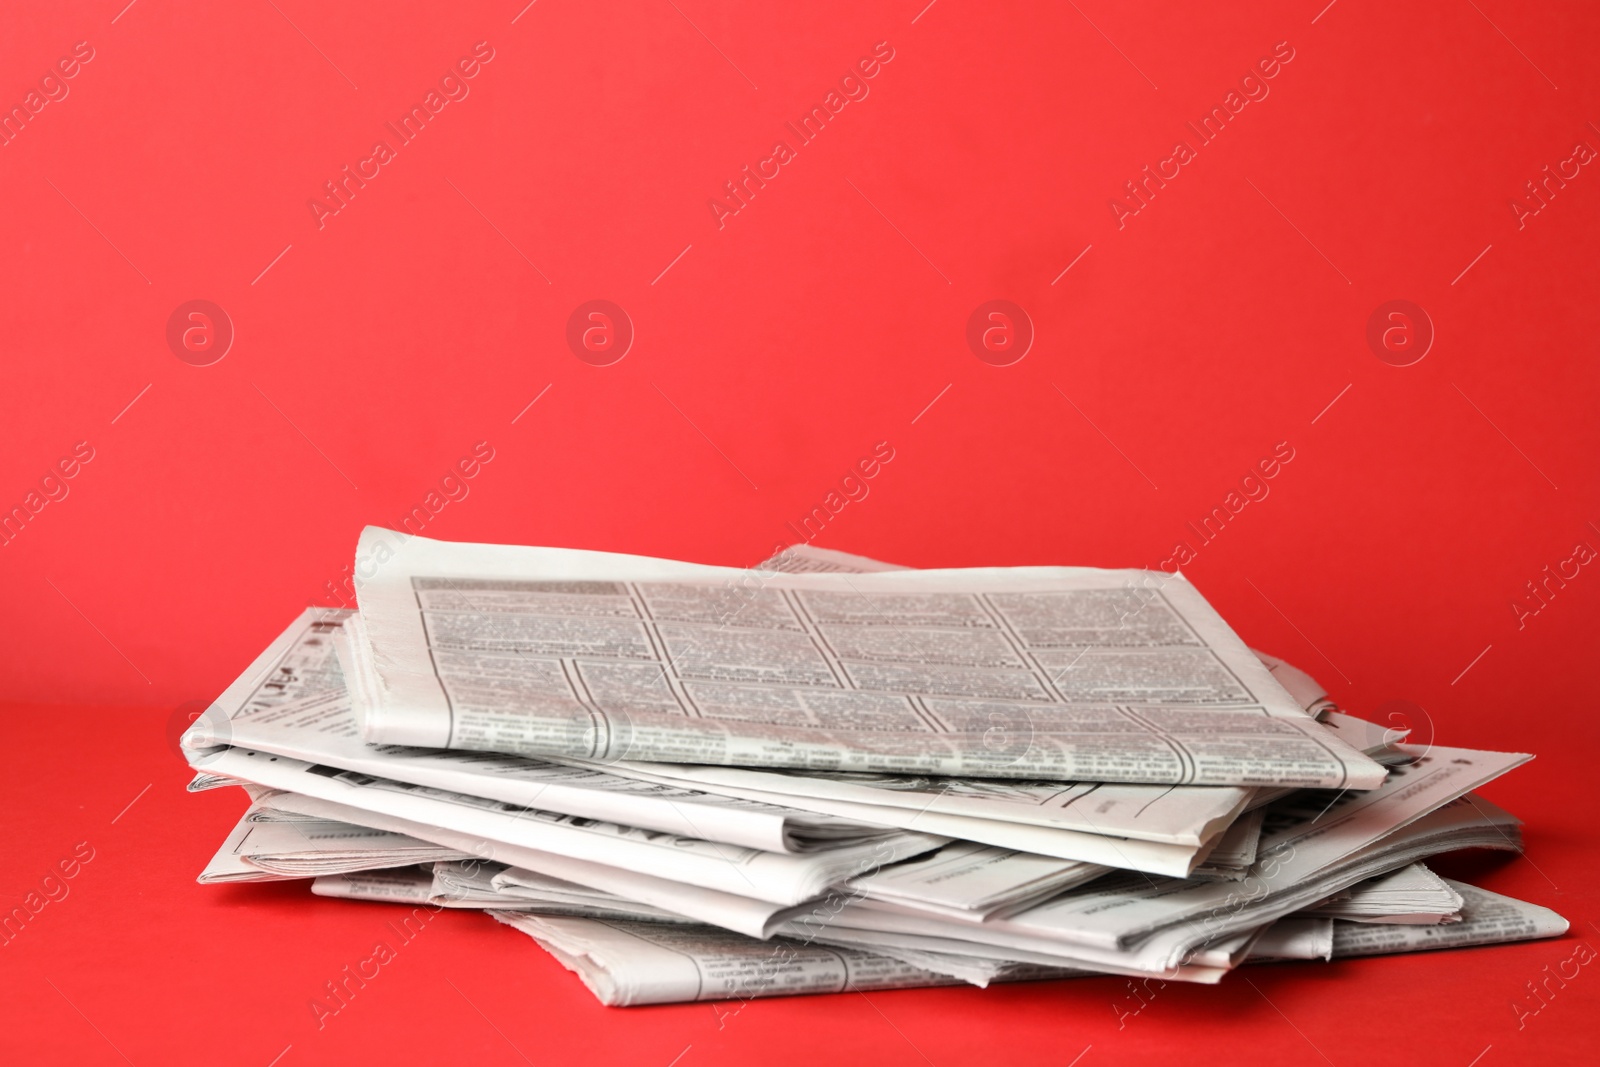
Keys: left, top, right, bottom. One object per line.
{"left": 527, "top": 760, "right": 1216, "bottom": 876}
{"left": 560, "top": 758, "right": 1251, "bottom": 847}
{"left": 1187, "top": 809, "right": 1264, "bottom": 881}
{"left": 1322, "top": 880, "right": 1567, "bottom": 957}
{"left": 313, "top": 866, "right": 438, "bottom": 903}
{"left": 349, "top": 528, "right": 1386, "bottom": 788}
{"left": 235, "top": 689, "right": 897, "bottom": 855}
{"left": 818, "top": 941, "right": 1090, "bottom": 989}
{"left": 693, "top": 878, "right": 1564, "bottom": 995}
{"left": 428, "top": 861, "right": 532, "bottom": 908}
{"left": 490, "top": 912, "right": 964, "bottom": 1006}
{"left": 791, "top": 919, "right": 1231, "bottom": 985}
{"left": 1308, "top": 862, "right": 1463, "bottom": 923}
{"left": 625, "top": 710, "right": 1386, "bottom": 854}
{"left": 768, "top": 545, "right": 1338, "bottom": 726}
{"left": 308, "top": 862, "right": 634, "bottom": 916}
{"left": 323, "top": 874, "right": 1565, "bottom": 1002}
{"left": 840, "top": 746, "right": 1527, "bottom": 953}
{"left": 759, "top": 545, "right": 908, "bottom": 574}
{"left": 1184, "top": 928, "right": 1265, "bottom": 968}
{"left": 809, "top": 788, "right": 1525, "bottom": 978}
{"left": 199, "top": 813, "right": 293, "bottom": 883}
{"left": 198, "top": 801, "right": 468, "bottom": 881}
{"left": 844, "top": 841, "right": 1106, "bottom": 921}
{"left": 184, "top": 609, "right": 896, "bottom": 854}
{"left": 200, "top": 744, "right": 944, "bottom": 907}
{"left": 188, "top": 772, "right": 249, "bottom": 792}
{"left": 479, "top": 865, "right": 689, "bottom": 923}
{"left": 785, "top": 747, "right": 1527, "bottom": 974}
{"left": 269, "top": 790, "right": 828, "bottom": 938}
{"left": 811, "top": 941, "right": 1020, "bottom": 988}
{"left": 1239, "top": 918, "right": 1334, "bottom": 961}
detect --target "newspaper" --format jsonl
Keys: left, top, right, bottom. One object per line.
{"left": 843, "top": 841, "right": 1106, "bottom": 922}
{"left": 198, "top": 800, "right": 466, "bottom": 882}
{"left": 199, "top": 817, "right": 295, "bottom": 883}
{"left": 179, "top": 536, "right": 1560, "bottom": 1007}
{"left": 315, "top": 869, "right": 1565, "bottom": 1004}
{"left": 187, "top": 772, "right": 248, "bottom": 792}
{"left": 1244, "top": 918, "right": 1334, "bottom": 961}
{"left": 556, "top": 758, "right": 1252, "bottom": 847}
{"left": 310, "top": 862, "right": 679, "bottom": 924}
{"left": 184, "top": 605, "right": 1347, "bottom": 876}
{"left": 789, "top": 747, "right": 1529, "bottom": 975}
{"left": 1187, "top": 808, "right": 1264, "bottom": 881}
{"left": 429, "top": 861, "right": 540, "bottom": 908}
{"left": 1322, "top": 879, "right": 1567, "bottom": 956}
{"left": 485, "top": 839, "right": 1103, "bottom": 929}
{"left": 1308, "top": 862, "right": 1464, "bottom": 924}
{"left": 319, "top": 842, "right": 1102, "bottom": 933}
{"left": 803, "top": 941, "right": 1041, "bottom": 988}
{"left": 313, "top": 865, "right": 440, "bottom": 903}
{"left": 188, "top": 577, "right": 1366, "bottom": 869}
{"left": 301, "top": 851, "right": 685, "bottom": 922}
{"left": 548, "top": 666, "right": 1405, "bottom": 863}
{"left": 527, "top": 761, "right": 1221, "bottom": 876}
{"left": 490, "top": 912, "right": 966, "bottom": 1006}
{"left": 516, "top": 875, "right": 1564, "bottom": 1004}
{"left": 1186, "top": 928, "right": 1269, "bottom": 968}
{"left": 482, "top": 865, "right": 689, "bottom": 923}
{"left": 346, "top": 528, "right": 1386, "bottom": 787}
{"left": 781, "top": 794, "right": 1520, "bottom": 981}
{"left": 268, "top": 789, "right": 826, "bottom": 937}
{"left": 201, "top": 744, "right": 944, "bottom": 907}
{"left": 243, "top": 689, "right": 898, "bottom": 855}
{"left": 185, "top": 608, "right": 897, "bottom": 854}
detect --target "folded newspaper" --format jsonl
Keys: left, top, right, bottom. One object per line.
{"left": 342, "top": 528, "right": 1385, "bottom": 787}
{"left": 178, "top": 535, "right": 1568, "bottom": 1007}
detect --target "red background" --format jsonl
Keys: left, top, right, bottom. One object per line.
{"left": 2, "top": 2, "right": 1597, "bottom": 1063}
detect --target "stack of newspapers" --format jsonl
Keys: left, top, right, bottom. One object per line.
{"left": 181, "top": 529, "right": 1568, "bottom": 1006}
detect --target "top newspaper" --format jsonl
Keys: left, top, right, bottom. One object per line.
{"left": 348, "top": 528, "right": 1384, "bottom": 788}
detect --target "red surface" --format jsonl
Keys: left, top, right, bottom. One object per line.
{"left": 2, "top": 2, "right": 1597, "bottom": 1063}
